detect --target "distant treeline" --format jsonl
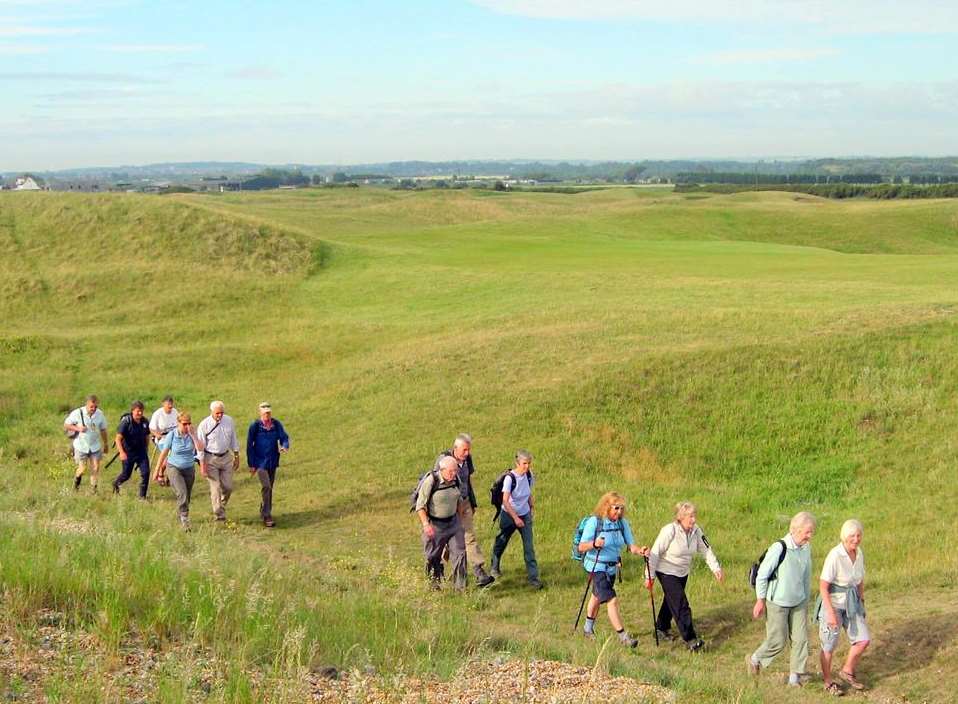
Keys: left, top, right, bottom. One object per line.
{"left": 675, "top": 183, "right": 958, "bottom": 199}
{"left": 674, "top": 172, "right": 958, "bottom": 186}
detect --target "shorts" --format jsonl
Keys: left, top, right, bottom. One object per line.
{"left": 819, "top": 607, "right": 870, "bottom": 652}
{"left": 591, "top": 570, "right": 617, "bottom": 604}
{"left": 74, "top": 448, "right": 103, "bottom": 463}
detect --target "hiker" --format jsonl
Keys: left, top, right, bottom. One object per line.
{"left": 435, "top": 433, "right": 494, "bottom": 587}
{"left": 63, "top": 394, "right": 109, "bottom": 492}
{"left": 149, "top": 395, "right": 178, "bottom": 486}
{"left": 746, "top": 511, "right": 817, "bottom": 687}
{"left": 646, "top": 501, "right": 724, "bottom": 651}
{"left": 817, "top": 519, "right": 870, "bottom": 695}
{"left": 416, "top": 455, "right": 468, "bottom": 590}
{"left": 111, "top": 400, "right": 152, "bottom": 498}
{"left": 490, "top": 450, "right": 541, "bottom": 589}
{"left": 195, "top": 400, "right": 240, "bottom": 522}
{"left": 578, "top": 491, "right": 647, "bottom": 647}
{"left": 246, "top": 402, "right": 290, "bottom": 528}
{"left": 156, "top": 412, "right": 199, "bottom": 530}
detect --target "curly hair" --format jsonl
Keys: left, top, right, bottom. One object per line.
{"left": 593, "top": 491, "right": 626, "bottom": 519}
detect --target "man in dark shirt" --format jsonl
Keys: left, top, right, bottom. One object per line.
{"left": 112, "top": 400, "right": 153, "bottom": 498}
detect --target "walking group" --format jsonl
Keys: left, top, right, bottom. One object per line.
{"left": 64, "top": 395, "right": 290, "bottom": 530}
{"left": 414, "top": 434, "right": 870, "bottom": 695}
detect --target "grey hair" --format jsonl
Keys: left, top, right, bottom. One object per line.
{"left": 438, "top": 456, "right": 459, "bottom": 472}
{"left": 515, "top": 449, "right": 533, "bottom": 464}
{"left": 85, "top": 394, "right": 99, "bottom": 404}
{"left": 210, "top": 400, "right": 225, "bottom": 412}
{"left": 840, "top": 519, "right": 864, "bottom": 541}
{"left": 674, "top": 501, "right": 696, "bottom": 519}
{"left": 453, "top": 433, "right": 472, "bottom": 447}
{"left": 789, "top": 511, "right": 817, "bottom": 533}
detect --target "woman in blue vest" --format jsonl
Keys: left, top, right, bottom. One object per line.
{"left": 578, "top": 491, "right": 648, "bottom": 647}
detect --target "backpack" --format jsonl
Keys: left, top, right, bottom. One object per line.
{"left": 65, "top": 407, "right": 85, "bottom": 439}
{"left": 489, "top": 469, "right": 532, "bottom": 521}
{"left": 748, "top": 539, "right": 788, "bottom": 588}
{"left": 408, "top": 470, "right": 459, "bottom": 514}
{"left": 570, "top": 516, "right": 623, "bottom": 561}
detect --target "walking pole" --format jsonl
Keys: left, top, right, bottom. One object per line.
{"left": 644, "top": 555, "right": 659, "bottom": 647}
{"left": 573, "top": 534, "right": 603, "bottom": 633}
{"left": 102, "top": 452, "right": 120, "bottom": 471}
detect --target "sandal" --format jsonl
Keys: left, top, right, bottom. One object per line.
{"left": 839, "top": 670, "right": 866, "bottom": 691}
{"left": 824, "top": 682, "right": 845, "bottom": 696}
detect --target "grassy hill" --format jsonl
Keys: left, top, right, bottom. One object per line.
{"left": 1, "top": 188, "right": 957, "bottom": 702}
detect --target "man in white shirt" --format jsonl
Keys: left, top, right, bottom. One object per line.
{"left": 63, "top": 394, "right": 109, "bottom": 492}
{"left": 149, "top": 396, "right": 179, "bottom": 486}
{"left": 195, "top": 400, "right": 240, "bottom": 521}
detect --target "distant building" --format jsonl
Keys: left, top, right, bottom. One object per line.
{"left": 14, "top": 176, "right": 42, "bottom": 191}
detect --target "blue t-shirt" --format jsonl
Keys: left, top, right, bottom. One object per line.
{"left": 158, "top": 428, "right": 197, "bottom": 470}
{"left": 502, "top": 471, "right": 533, "bottom": 516}
{"left": 581, "top": 517, "right": 635, "bottom": 574}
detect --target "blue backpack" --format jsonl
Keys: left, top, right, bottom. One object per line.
{"left": 571, "top": 516, "right": 625, "bottom": 561}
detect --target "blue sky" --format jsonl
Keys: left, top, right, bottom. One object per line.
{"left": 1, "top": 0, "right": 956, "bottom": 170}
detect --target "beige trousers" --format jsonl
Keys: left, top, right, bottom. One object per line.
{"left": 457, "top": 499, "right": 487, "bottom": 577}
{"left": 205, "top": 453, "right": 234, "bottom": 519}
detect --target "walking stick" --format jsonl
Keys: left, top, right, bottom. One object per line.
{"left": 103, "top": 452, "right": 120, "bottom": 471}
{"left": 573, "top": 535, "right": 603, "bottom": 632}
{"left": 644, "top": 555, "right": 659, "bottom": 647}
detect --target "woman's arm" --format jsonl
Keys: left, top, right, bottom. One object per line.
{"left": 820, "top": 579, "right": 838, "bottom": 627}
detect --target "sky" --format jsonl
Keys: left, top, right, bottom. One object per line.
{"left": 1, "top": 0, "right": 957, "bottom": 170}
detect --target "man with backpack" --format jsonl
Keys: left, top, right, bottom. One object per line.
{"left": 246, "top": 402, "right": 290, "bottom": 528}
{"left": 63, "top": 394, "right": 109, "bottom": 492}
{"left": 434, "top": 433, "right": 494, "bottom": 587}
{"left": 196, "top": 400, "right": 240, "bottom": 522}
{"left": 111, "top": 400, "right": 153, "bottom": 498}
{"left": 490, "top": 450, "right": 541, "bottom": 589}
{"left": 746, "top": 511, "right": 816, "bottom": 687}
{"left": 416, "top": 456, "right": 468, "bottom": 590}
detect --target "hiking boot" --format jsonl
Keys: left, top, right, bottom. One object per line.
{"left": 528, "top": 579, "right": 544, "bottom": 590}
{"left": 686, "top": 638, "right": 705, "bottom": 652}
{"left": 73, "top": 475, "right": 82, "bottom": 491}
{"left": 215, "top": 515, "right": 226, "bottom": 522}
{"left": 619, "top": 632, "right": 639, "bottom": 648}
{"left": 264, "top": 517, "right": 275, "bottom": 528}
{"left": 490, "top": 567, "right": 502, "bottom": 579}
{"left": 745, "top": 654, "right": 761, "bottom": 676}
{"left": 476, "top": 574, "right": 495, "bottom": 588}
{"left": 838, "top": 670, "right": 866, "bottom": 691}
{"left": 112, "top": 483, "right": 120, "bottom": 495}
{"left": 180, "top": 516, "right": 191, "bottom": 532}
{"left": 655, "top": 629, "right": 675, "bottom": 642}
{"left": 582, "top": 630, "right": 596, "bottom": 641}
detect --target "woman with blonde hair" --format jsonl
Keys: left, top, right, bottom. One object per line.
{"left": 646, "top": 501, "right": 724, "bottom": 651}
{"left": 577, "top": 491, "right": 648, "bottom": 647}
{"left": 818, "top": 519, "right": 870, "bottom": 695}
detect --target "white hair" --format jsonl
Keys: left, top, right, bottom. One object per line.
{"left": 840, "top": 519, "right": 863, "bottom": 541}
{"left": 790, "top": 511, "right": 817, "bottom": 533}
{"left": 210, "top": 400, "right": 225, "bottom": 412}
{"left": 453, "top": 433, "right": 472, "bottom": 447}
{"left": 438, "top": 456, "right": 458, "bottom": 472}
{"left": 514, "top": 449, "right": 533, "bottom": 464}
{"left": 674, "top": 501, "right": 696, "bottom": 519}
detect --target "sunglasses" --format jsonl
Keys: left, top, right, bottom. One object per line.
{"left": 611, "top": 505, "right": 625, "bottom": 511}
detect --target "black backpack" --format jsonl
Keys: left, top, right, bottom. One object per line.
{"left": 748, "top": 539, "right": 787, "bottom": 588}
{"left": 489, "top": 469, "right": 532, "bottom": 521}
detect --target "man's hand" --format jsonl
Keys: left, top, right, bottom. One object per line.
{"left": 714, "top": 569, "right": 725, "bottom": 583}
{"left": 279, "top": 447, "right": 288, "bottom": 454}
{"left": 422, "top": 523, "right": 435, "bottom": 539}
{"left": 752, "top": 599, "right": 765, "bottom": 619}
{"left": 200, "top": 463, "right": 208, "bottom": 478}
{"left": 513, "top": 516, "right": 525, "bottom": 528}
{"left": 119, "top": 452, "right": 128, "bottom": 462}
{"left": 249, "top": 466, "right": 257, "bottom": 476}
{"left": 232, "top": 454, "right": 240, "bottom": 470}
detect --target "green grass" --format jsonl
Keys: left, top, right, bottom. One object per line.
{"left": 2, "top": 187, "right": 958, "bottom": 702}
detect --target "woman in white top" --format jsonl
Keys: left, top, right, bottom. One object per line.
{"left": 818, "top": 519, "right": 869, "bottom": 695}
{"left": 645, "top": 501, "right": 724, "bottom": 651}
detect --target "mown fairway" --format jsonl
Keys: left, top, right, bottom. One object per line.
{"left": 2, "top": 187, "right": 957, "bottom": 702}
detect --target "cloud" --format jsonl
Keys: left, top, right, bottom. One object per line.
{"left": 693, "top": 48, "right": 841, "bottom": 65}
{"left": 0, "top": 70, "right": 154, "bottom": 83}
{"left": 0, "top": 43, "right": 48, "bottom": 54}
{"left": 102, "top": 43, "right": 204, "bottom": 53}
{"left": 470, "top": 0, "right": 958, "bottom": 34}
{"left": 225, "top": 65, "right": 281, "bottom": 80}
{"left": 0, "top": 24, "right": 92, "bottom": 37}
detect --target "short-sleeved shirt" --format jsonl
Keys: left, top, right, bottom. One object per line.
{"left": 415, "top": 471, "right": 461, "bottom": 520}
{"left": 195, "top": 414, "right": 240, "bottom": 457}
{"left": 502, "top": 471, "right": 533, "bottom": 516}
{"left": 820, "top": 543, "right": 865, "bottom": 610}
{"left": 117, "top": 414, "right": 151, "bottom": 455}
{"left": 158, "top": 428, "right": 197, "bottom": 470}
{"left": 64, "top": 407, "right": 107, "bottom": 454}
{"left": 149, "top": 407, "right": 179, "bottom": 436}
{"left": 581, "top": 517, "right": 635, "bottom": 574}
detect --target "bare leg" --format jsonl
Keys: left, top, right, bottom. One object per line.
{"left": 842, "top": 641, "right": 869, "bottom": 676}
{"left": 820, "top": 649, "right": 834, "bottom": 687}
{"left": 586, "top": 595, "right": 600, "bottom": 619}
{"left": 605, "top": 597, "right": 624, "bottom": 631}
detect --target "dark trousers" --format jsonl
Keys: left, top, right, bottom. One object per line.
{"left": 422, "top": 515, "right": 467, "bottom": 589}
{"left": 114, "top": 452, "right": 150, "bottom": 498}
{"left": 656, "top": 572, "right": 698, "bottom": 642}
{"left": 491, "top": 512, "right": 539, "bottom": 582}
{"left": 256, "top": 467, "right": 276, "bottom": 518}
